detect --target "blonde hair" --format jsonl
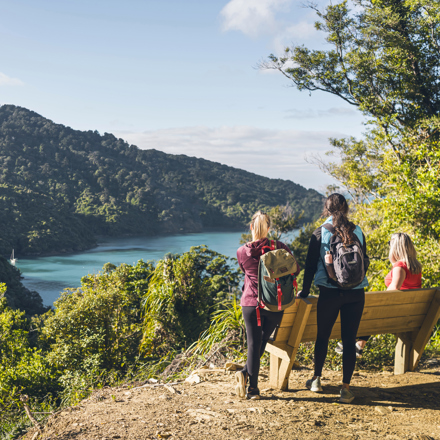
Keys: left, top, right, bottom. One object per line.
{"left": 250, "top": 211, "right": 270, "bottom": 241}
{"left": 389, "top": 233, "right": 422, "bottom": 275}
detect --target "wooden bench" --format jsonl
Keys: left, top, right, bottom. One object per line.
{"left": 266, "top": 288, "right": 440, "bottom": 390}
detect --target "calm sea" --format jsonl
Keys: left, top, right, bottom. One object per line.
{"left": 16, "top": 230, "right": 299, "bottom": 307}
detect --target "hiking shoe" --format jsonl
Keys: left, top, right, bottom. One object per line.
{"left": 235, "top": 371, "right": 247, "bottom": 399}
{"left": 305, "top": 376, "right": 323, "bottom": 392}
{"left": 340, "top": 387, "right": 355, "bottom": 404}
{"left": 246, "top": 386, "right": 260, "bottom": 400}
{"left": 335, "top": 342, "right": 343, "bottom": 355}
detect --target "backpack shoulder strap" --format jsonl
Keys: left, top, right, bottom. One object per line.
{"left": 322, "top": 223, "right": 336, "bottom": 234}
{"left": 270, "top": 240, "right": 277, "bottom": 250}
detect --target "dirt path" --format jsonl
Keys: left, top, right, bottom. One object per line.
{"left": 23, "top": 359, "right": 440, "bottom": 440}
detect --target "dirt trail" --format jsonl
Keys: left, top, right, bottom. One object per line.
{"left": 23, "top": 359, "right": 440, "bottom": 440}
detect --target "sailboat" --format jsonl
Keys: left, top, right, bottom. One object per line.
{"left": 10, "top": 249, "right": 17, "bottom": 266}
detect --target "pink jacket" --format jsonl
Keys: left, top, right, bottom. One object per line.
{"left": 237, "top": 238, "right": 299, "bottom": 307}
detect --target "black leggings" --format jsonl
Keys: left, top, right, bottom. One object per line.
{"left": 314, "top": 286, "right": 365, "bottom": 384}
{"left": 242, "top": 306, "right": 284, "bottom": 389}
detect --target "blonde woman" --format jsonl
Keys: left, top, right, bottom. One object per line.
{"left": 384, "top": 232, "right": 422, "bottom": 290}
{"left": 235, "top": 211, "right": 299, "bottom": 400}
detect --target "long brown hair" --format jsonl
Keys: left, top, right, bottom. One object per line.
{"left": 322, "top": 193, "right": 356, "bottom": 245}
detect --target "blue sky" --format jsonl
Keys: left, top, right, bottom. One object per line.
{"left": 0, "top": 0, "right": 366, "bottom": 191}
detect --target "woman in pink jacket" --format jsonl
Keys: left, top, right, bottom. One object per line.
{"left": 235, "top": 211, "right": 299, "bottom": 400}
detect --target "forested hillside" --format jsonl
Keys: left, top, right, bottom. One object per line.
{"left": 0, "top": 256, "right": 48, "bottom": 316}
{"left": 0, "top": 105, "right": 323, "bottom": 256}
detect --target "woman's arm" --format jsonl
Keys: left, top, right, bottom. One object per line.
{"left": 362, "top": 232, "right": 370, "bottom": 272}
{"left": 299, "top": 228, "right": 321, "bottom": 297}
{"left": 386, "top": 266, "right": 406, "bottom": 290}
{"left": 236, "top": 248, "right": 246, "bottom": 273}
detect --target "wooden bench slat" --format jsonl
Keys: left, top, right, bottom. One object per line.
{"left": 280, "top": 289, "right": 437, "bottom": 317}
{"left": 301, "top": 314, "right": 426, "bottom": 342}
{"left": 278, "top": 302, "right": 430, "bottom": 330}
{"left": 362, "top": 289, "right": 436, "bottom": 306}
{"left": 275, "top": 313, "right": 426, "bottom": 343}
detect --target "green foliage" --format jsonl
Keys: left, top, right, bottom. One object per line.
{"left": 296, "top": 334, "right": 397, "bottom": 372}
{"left": 426, "top": 323, "right": 440, "bottom": 357}
{"left": 0, "top": 105, "right": 323, "bottom": 257}
{"left": 263, "top": 0, "right": 440, "bottom": 291}
{"left": 0, "top": 255, "right": 48, "bottom": 316}
{"left": 1, "top": 247, "right": 242, "bottom": 436}
{"left": 267, "top": 205, "right": 303, "bottom": 241}
{"left": 265, "top": 0, "right": 440, "bottom": 130}
{"left": 37, "top": 261, "right": 154, "bottom": 373}
{"left": 0, "top": 283, "right": 58, "bottom": 438}
{"left": 142, "top": 246, "right": 241, "bottom": 356}
{"left": 192, "top": 296, "right": 246, "bottom": 359}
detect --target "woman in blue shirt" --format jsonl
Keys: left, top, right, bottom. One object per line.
{"left": 298, "top": 193, "right": 369, "bottom": 404}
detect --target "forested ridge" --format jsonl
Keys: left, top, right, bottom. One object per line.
{"left": 0, "top": 105, "right": 323, "bottom": 257}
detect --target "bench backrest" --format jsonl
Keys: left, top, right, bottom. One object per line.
{"left": 273, "top": 288, "right": 439, "bottom": 344}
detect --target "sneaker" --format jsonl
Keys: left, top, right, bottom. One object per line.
{"left": 340, "top": 387, "right": 355, "bottom": 403}
{"left": 235, "top": 371, "right": 247, "bottom": 399}
{"left": 335, "top": 342, "right": 343, "bottom": 355}
{"left": 305, "top": 376, "right": 323, "bottom": 392}
{"left": 246, "top": 386, "right": 260, "bottom": 400}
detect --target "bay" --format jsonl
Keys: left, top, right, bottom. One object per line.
{"left": 16, "top": 230, "right": 299, "bottom": 307}
{"left": 16, "top": 231, "right": 244, "bottom": 306}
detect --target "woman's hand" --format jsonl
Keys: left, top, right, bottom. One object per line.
{"left": 386, "top": 266, "right": 406, "bottom": 290}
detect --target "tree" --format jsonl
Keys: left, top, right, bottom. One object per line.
{"left": 141, "top": 246, "right": 241, "bottom": 356}
{"left": 263, "top": 0, "right": 440, "bottom": 288}
{"left": 0, "top": 284, "right": 58, "bottom": 436}
{"left": 264, "top": 0, "right": 440, "bottom": 133}
{"left": 38, "top": 261, "right": 155, "bottom": 372}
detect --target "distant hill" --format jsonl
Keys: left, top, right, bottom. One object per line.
{"left": 0, "top": 105, "right": 324, "bottom": 256}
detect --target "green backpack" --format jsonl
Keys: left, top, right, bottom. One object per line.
{"left": 256, "top": 240, "right": 299, "bottom": 326}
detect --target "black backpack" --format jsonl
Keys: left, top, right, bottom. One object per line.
{"left": 322, "top": 224, "right": 368, "bottom": 289}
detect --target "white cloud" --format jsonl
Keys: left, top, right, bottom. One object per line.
{"left": 285, "top": 107, "right": 358, "bottom": 119}
{"left": 0, "top": 72, "right": 24, "bottom": 86}
{"left": 220, "top": 0, "right": 292, "bottom": 38}
{"left": 113, "top": 125, "right": 343, "bottom": 190}
{"left": 272, "top": 19, "right": 321, "bottom": 52}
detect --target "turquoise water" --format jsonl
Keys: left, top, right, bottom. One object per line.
{"left": 16, "top": 231, "right": 244, "bottom": 306}
{"left": 16, "top": 230, "right": 299, "bottom": 307}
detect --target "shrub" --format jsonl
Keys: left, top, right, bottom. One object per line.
{"left": 0, "top": 284, "right": 59, "bottom": 438}
{"left": 37, "top": 261, "right": 154, "bottom": 373}
{"left": 141, "top": 246, "right": 241, "bottom": 356}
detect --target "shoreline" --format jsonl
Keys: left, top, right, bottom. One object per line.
{"left": 18, "top": 230, "right": 248, "bottom": 306}
{"left": 12, "top": 226, "right": 247, "bottom": 260}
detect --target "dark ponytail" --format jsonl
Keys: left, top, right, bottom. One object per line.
{"left": 322, "top": 193, "right": 356, "bottom": 245}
